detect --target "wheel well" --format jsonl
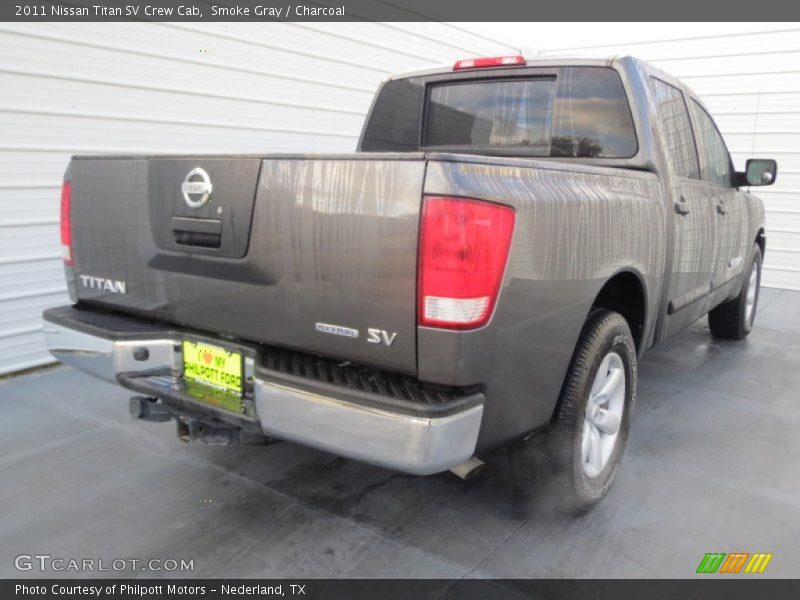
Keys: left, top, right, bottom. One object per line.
{"left": 756, "top": 228, "right": 766, "bottom": 257}
{"left": 592, "top": 272, "right": 646, "bottom": 352}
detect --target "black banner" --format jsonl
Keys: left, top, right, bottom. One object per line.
{"left": 5, "top": 579, "right": 800, "bottom": 600}
{"left": 3, "top": 0, "right": 800, "bottom": 22}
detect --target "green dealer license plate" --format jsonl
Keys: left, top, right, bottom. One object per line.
{"left": 182, "top": 340, "right": 243, "bottom": 408}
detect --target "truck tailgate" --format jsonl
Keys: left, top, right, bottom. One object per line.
{"left": 68, "top": 154, "right": 426, "bottom": 375}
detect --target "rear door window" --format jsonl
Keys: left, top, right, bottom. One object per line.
{"left": 649, "top": 78, "right": 700, "bottom": 179}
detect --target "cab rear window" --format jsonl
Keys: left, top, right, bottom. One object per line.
{"left": 361, "top": 67, "right": 638, "bottom": 159}
{"left": 425, "top": 78, "right": 555, "bottom": 151}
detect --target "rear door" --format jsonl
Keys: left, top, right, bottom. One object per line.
{"left": 649, "top": 77, "right": 718, "bottom": 338}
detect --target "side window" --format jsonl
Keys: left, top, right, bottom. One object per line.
{"left": 690, "top": 100, "right": 733, "bottom": 187}
{"left": 649, "top": 78, "right": 700, "bottom": 179}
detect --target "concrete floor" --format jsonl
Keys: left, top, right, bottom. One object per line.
{"left": 1, "top": 288, "right": 798, "bottom": 579}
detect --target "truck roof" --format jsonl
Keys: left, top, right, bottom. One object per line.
{"left": 386, "top": 56, "right": 624, "bottom": 81}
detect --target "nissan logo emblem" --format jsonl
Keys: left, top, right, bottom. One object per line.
{"left": 181, "top": 167, "right": 213, "bottom": 208}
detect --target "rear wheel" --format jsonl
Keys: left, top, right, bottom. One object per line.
{"left": 513, "top": 309, "right": 637, "bottom": 514}
{"left": 708, "top": 243, "right": 762, "bottom": 340}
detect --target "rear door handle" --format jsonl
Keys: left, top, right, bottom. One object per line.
{"left": 674, "top": 196, "right": 691, "bottom": 215}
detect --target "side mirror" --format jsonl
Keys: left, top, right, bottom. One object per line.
{"left": 739, "top": 158, "right": 777, "bottom": 187}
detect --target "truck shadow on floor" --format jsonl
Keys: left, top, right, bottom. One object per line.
{"left": 184, "top": 313, "right": 772, "bottom": 543}
{"left": 196, "top": 430, "right": 571, "bottom": 535}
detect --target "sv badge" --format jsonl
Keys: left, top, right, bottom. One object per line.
{"left": 367, "top": 328, "right": 397, "bottom": 346}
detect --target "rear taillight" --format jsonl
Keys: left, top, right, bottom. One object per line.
{"left": 453, "top": 56, "right": 526, "bottom": 70}
{"left": 418, "top": 196, "right": 515, "bottom": 330}
{"left": 60, "top": 180, "right": 72, "bottom": 266}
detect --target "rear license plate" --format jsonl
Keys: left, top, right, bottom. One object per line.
{"left": 182, "top": 340, "right": 243, "bottom": 401}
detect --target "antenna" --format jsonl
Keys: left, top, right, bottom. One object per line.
{"left": 746, "top": 86, "right": 763, "bottom": 190}
{"left": 750, "top": 86, "right": 762, "bottom": 158}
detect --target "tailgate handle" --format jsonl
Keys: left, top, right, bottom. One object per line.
{"left": 172, "top": 217, "right": 222, "bottom": 248}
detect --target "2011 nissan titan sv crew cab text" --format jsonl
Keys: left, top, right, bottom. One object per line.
{"left": 44, "top": 56, "right": 776, "bottom": 512}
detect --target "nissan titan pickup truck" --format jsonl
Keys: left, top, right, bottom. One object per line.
{"left": 43, "top": 56, "right": 776, "bottom": 512}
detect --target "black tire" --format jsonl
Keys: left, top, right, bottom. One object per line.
{"left": 511, "top": 309, "right": 637, "bottom": 515}
{"left": 708, "top": 243, "right": 762, "bottom": 340}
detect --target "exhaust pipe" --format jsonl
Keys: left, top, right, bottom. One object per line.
{"left": 450, "top": 456, "right": 485, "bottom": 480}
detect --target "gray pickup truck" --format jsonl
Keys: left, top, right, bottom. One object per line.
{"left": 43, "top": 56, "right": 776, "bottom": 512}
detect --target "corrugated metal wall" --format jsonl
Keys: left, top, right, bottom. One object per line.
{"left": 540, "top": 27, "right": 800, "bottom": 291}
{"left": 0, "top": 23, "right": 516, "bottom": 375}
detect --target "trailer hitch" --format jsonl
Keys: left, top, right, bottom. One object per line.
{"left": 129, "top": 396, "right": 274, "bottom": 446}
{"left": 129, "top": 395, "right": 172, "bottom": 422}
{"left": 175, "top": 417, "right": 273, "bottom": 446}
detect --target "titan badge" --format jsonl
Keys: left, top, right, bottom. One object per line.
{"left": 79, "top": 274, "right": 127, "bottom": 294}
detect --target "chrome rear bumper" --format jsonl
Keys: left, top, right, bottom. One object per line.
{"left": 43, "top": 320, "right": 179, "bottom": 384}
{"left": 43, "top": 307, "right": 483, "bottom": 475}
